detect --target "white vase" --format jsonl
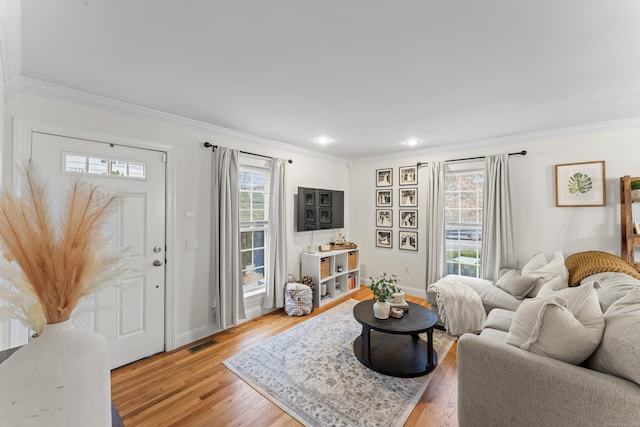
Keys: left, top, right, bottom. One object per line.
{"left": 0, "top": 319, "right": 111, "bottom": 426}
{"left": 373, "top": 300, "right": 390, "bottom": 319}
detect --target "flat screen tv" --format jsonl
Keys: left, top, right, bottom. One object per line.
{"left": 296, "top": 187, "right": 344, "bottom": 231}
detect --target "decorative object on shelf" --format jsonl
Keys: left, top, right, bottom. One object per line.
{"left": 376, "top": 209, "right": 392, "bottom": 227}
{"left": 369, "top": 272, "right": 399, "bottom": 319}
{"left": 376, "top": 229, "right": 392, "bottom": 248}
{"left": 376, "top": 168, "right": 393, "bottom": 187}
{"left": 555, "top": 161, "right": 606, "bottom": 207}
{"left": 399, "top": 187, "right": 418, "bottom": 207}
{"left": 632, "top": 180, "right": 640, "bottom": 202}
{"left": 399, "top": 209, "right": 418, "bottom": 229}
{"left": 336, "top": 265, "right": 343, "bottom": 273}
{"left": 399, "top": 231, "right": 418, "bottom": 251}
{"left": 319, "top": 244, "right": 332, "bottom": 252}
{"left": 331, "top": 242, "right": 358, "bottom": 250}
{"left": 0, "top": 168, "right": 124, "bottom": 426}
{"left": 335, "top": 232, "right": 346, "bottom": 245}
{"left": 399, "top": 165, "right": 418, "bottom": 186}
{"left": 376, "top": 189, "right": 392, "bottom": 207}
{"left": 636, "top": 222, "right": 640, "bottom": 235}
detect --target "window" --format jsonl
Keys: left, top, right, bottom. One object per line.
{"left": 64, "top": 153, "right": 146, "bottom": 179}
{"left": 239, "top": 159, "right": 271, "bottom": 295}
{"left": 445, "top": 167, "right": 484, "bottom": 278}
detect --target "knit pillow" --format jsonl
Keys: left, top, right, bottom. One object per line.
{"left": 494, "top": 269, "right": 538, "bottom": 300}
{"left": 506, "top": 283, "right": 604, "bottom": 365}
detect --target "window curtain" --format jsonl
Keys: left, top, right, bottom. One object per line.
{"left": 481, "top": 153, "right": 516, "bottom": 281}
{"left": 210, "top": 147, "right": 245, "bottom": 329}
{"left": 425, "top": 161, "right": 446, "bottom": 286}
{"left": 263, "top": 158, "right": 288, "bottom": 309}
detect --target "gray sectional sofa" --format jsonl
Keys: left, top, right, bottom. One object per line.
{"left": 428, "top": 251, "right": 640, "bottom": 427}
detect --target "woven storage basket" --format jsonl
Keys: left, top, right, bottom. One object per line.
{"left": 320, "top": 257, "right": 330, "bottom": 279}
{"left": 348, "top": 251, "right": 357, "bottom": 270}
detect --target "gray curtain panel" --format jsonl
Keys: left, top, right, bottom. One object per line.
{"left": 210, "top": 147, "right": 245, "bottom": 329}
{"left": 481, "top": 153, "right": 516, "bottom": 281}
{"left": 425, "top": 161, "right": 446, "bottom": 286}
{"left": 263, "top": 158, "right": 288, "bottom": 309}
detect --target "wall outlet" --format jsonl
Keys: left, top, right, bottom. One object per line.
{"left": 186, "top": 239, "right": 198, "bottom": 250}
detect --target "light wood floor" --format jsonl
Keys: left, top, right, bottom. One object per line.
{"left": 111, "top": 288, "right": 459, "bottom": 426}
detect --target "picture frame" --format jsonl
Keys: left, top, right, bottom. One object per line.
{"left": 399, "top": 209, "right": 418, "bottom": 229}
{"left": 319, "top": 191, "right": 332, "bottom": 207}
{"left": 376, "top": 229, "right": 392, "bottom": 248}
{"left": 399, "top": 231, "right": 418, "bottom": 251}
{"left": 555, "top": 161, "right": 606, "bottom": 207}
{"left": 376, "top": 209, "right": 393, "bottom": 227}
{"left": 376, "top": 168, "right": 393, "bottom": 187}
{"left": 376, "top": 189, "right": 392, "bottom": 207}
{"left": 399, "top": 187, "right": 418, "bottom": 207}
{"left": 399, "top": 165, "right": 418, "bottom": 186}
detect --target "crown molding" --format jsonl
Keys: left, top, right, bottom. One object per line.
{"left": 353, "top": 116, "right": 640, "bottom": 163}
{"left": 16, "top": 76, "right": 349, "bottom": 164}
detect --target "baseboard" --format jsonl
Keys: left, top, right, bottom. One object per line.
{"left": 401, "top": 285, "right": 427, "bottom": 300}
{"left": 175, "top": 324, "right": 221, "bottom": 348}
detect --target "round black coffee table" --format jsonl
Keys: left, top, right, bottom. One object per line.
{"left": 353, "top": 299, "right": 439, "bottom": 377}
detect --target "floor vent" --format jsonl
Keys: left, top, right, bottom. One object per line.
{"left": 188, "top": 339, "right": 217, "bottom": 354}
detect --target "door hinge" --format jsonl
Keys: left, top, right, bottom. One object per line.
{"left": 162, "top": 153, "right": 167, "bottom": 163}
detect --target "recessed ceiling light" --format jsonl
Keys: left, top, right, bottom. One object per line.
{"left": 314, "top": 137, "right": 333, "bottom": 144}
{"left": 404, "top": 139, "right": 422, "bottom": 146}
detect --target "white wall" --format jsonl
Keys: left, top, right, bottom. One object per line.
{"left": 2, "top": 93, "right": 350, "bottom": 348}
{"left": 350, "top": 126, "right": 640, "bottom": 297}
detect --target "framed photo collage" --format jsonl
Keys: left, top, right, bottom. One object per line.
{"left": 375, "top": 165, "right": 418, "bottom": 251}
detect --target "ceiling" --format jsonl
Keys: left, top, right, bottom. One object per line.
{"left": 9, "top": 0, "right": 640, "bottom": 159}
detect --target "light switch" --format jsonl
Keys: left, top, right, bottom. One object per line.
{"left": 186, "top": 239, "right": 198, "bottom": 250}
{"left": 185, "top": 210, "right": 197, "bottom": 218}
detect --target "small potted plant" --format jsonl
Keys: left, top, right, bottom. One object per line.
{"left": 632, "top": 180, "right": 640, "bottom": 202}
{"left": 369, "top": 273, "right": 399, "bottom": 319}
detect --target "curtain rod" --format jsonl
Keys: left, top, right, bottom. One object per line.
{"left": 203, "top": 142, "right": 293, "bottom": 164}
{"left": 416, "top": 150, "right": 527, "bottom": 167}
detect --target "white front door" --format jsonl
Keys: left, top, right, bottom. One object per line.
{"left": 30, "top": 132, "right": 166, "bottom": 368}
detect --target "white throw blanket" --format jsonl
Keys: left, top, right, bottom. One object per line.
{"left": 429, "top": 278, "right": 486, "bottom": 337}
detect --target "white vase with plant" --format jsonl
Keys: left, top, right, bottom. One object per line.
{"left": 0, "top": 169, "right": 125, "bottom": 426}
{"left": 369, "top": 273, "right": 399, "bottom": 319}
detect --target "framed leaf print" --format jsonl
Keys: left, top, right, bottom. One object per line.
{"left": 555, "top": 161, "right": 606, "bottom": 207}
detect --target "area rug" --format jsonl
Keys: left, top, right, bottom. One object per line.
{"left": 223, "top": 299, "right": 456, "bottom": 427}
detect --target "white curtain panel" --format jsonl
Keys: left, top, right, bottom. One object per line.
{"left": 210, "top": 147, "right": 245, "bottom": 329}
{"left": 425, "top": 161, "right": 446, "bottom": 286}
{"left": 263, "top": 158, "right": 288, "bottom": 309}
{"left": 481, "top": 154, "right": 516, "bottom": 281}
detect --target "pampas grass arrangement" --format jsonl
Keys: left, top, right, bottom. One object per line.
{"left": 0, "top": 168, "right": 125, "bottom": 333}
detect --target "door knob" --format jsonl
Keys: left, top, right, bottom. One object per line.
{"left": 153, "top": 260, "right": 163, "bottom": 267}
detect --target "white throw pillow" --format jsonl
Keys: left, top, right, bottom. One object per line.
{"left": 522, "top": 251, "right": 570, "bottom": 297}
{"left": 494, "top": 269, "right": 538, "bottom": 300}
{"left": 506, "top": 282, "right": 604, "bottom": 365}
{"left": 535, "top": 274, "right": 569, "bottom": 298}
